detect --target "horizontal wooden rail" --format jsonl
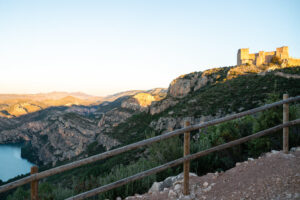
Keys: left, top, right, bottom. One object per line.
{"left": 67, "top": 119, "right": 300, "bottom": 200}
{"left": 0, "top": 95, "right": 300, "bottom": 194}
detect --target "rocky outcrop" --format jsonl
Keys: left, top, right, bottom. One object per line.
{"left": 167, "top": 64, "right": 298, "bottom": 100}
{"left": 96, "top": 133, "right": 119, "bottom": 151}
{"left": 150, "top": 115, "right": 215, "bottom": 133}
{"left": 167, "top": 68, "right": 226, "bottom": 99}
{"left": 168, "top": 77, "right": 194, "bottom": 98}
{"left": 149, "top": 68, "right": 226, "bottom": 114}
{"left": 97, "top": 109, "right": 133, "bottom": 133}
{"left": 149, "top": 99, "right": 179, "bottom": 115}
{"left": 120, "top": 93, "right": 156, "bottom": 112}
{"left": 168, "top": 73, "right": 200, "bottom": 98}
{"left": 116, "top": 89, "right": 167, "bottom": 113}
{"left": 122, "top": 89, "right": 167, "bottom": 111}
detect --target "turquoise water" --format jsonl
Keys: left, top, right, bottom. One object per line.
{"left": 0, "top": 144, "right": 34, "bottom": 182}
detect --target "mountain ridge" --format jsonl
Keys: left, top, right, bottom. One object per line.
{"left": 1, "top": 63, "right": 300, "bottom": 200}
{"left": 0, "top": 89, "right": 167, "bottom": 118}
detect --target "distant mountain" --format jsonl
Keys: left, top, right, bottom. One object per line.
{"left": 0, "top": 91, "right": 101, "bottom": 101}
{"left": 103, "top": 90, "right": 145, "bottom": 102}
{"left": 0, "top": 88, "right": 168, "bottom": 165}
{"left": 0, "top": 89, "right": 167, "bottom": 118}
{"left": 0, "top": 92, "right": 102, "bottom": 118}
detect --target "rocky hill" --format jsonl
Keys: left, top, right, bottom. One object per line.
{"left": 2, "top": 63, "right": 300, "bottom": 200}
{"left": 143, "top": 65, "right": 300, "bottom": 135}
{"left": 0, "top": 92, "right": 103, "bottom": 118}
{"left": 0, "top": 88, "right": 167, "bottom": 165}
{"left": 2, "top": 63, "right": 297, "bottom": 166}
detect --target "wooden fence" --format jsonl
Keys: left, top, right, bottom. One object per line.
{"left": 0, "top": 94, "right": 300, "bottom": 199}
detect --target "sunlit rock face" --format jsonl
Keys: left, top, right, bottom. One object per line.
{"left": 121, "top": 92, "right": 163, "bottom": 112}
{"left": 167, "top": 69, "right": 222, "bottom": 99}
{"left": 168, "top": 74, "right": 196, "bottom": 98}
{"left": 120, "top": 89, "right": 167, "bottom": 112}
{"left": 0, "top": 92, "right": 104, "bottom": 118}
{"left": 133, "top": 93, "right": 156, "bottom": 107}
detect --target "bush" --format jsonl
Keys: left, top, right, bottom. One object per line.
{"left": 7, "top": 187, "right": 29, "bottom": 200}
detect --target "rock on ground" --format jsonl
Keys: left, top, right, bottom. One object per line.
{"left": 124, "top": 148, "right": 300, "bottom": 200}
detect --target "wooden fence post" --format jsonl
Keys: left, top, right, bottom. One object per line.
{"left": 183, "top": 120, "right": 190, "bottom": 195}
{"left": 31, "top": 166, "right": 39, "bottom": 200}
{"left": 283, "top": 94, "right": 289, "bottom": 154}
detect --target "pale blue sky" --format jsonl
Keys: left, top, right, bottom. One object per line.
{"left": 0, "top": 0, "right": 299, "bottom": 96}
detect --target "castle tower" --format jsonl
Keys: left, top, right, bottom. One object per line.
{"left": 256, "top": 51, "right": 265, "bottom": 66}
{"left": 276, "top": 46, "right": 289, "bottom": 59}
{"left": 237, "top": 48, "right": 249, "bottom": 65}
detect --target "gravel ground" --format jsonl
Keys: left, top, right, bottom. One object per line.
{"left": 123, "top": 147, "right": 300, "bottom": 200}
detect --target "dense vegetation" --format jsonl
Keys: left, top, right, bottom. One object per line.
{"left": 2, "top": 67, "right": 300, "bottom": 200}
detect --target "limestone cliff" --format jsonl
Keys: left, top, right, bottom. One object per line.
{"left": 164, "top": 64, "right": 299, "bottom": 100}
{"left": 1, "top": 64, "right": 299, "bottom": 167}
{"left": 121, "top": 88, "right": 167, "bottom": 112}
{"left": 149, "top": 68, "right": 228, "bottom": 114}
{"left": 0, "top": 89, "right": 167, "bottom": 165}
{"left": 148, "top": 64, "right": 300, "bottom": 134}
{"left": 0, "top": 106, "right": 105, "bottom": 165}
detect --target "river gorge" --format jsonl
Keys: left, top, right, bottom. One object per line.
{"left": 0, "top": 144, "right": 34, "bottom": 182}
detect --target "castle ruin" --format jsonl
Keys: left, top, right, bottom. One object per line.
{"left": 237, "top": 46, "right": 300, "bottom": 66}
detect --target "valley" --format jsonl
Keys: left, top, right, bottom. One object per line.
{"left": 1, "top": 64, "right": 300, "bottom": 200}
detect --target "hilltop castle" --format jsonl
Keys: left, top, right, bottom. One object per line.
{"left": 237, "top": 46, "right": 300, "bottom": 66}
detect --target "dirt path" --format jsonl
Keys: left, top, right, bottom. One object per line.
{"left": 124, "top": 147, "right": 300, "bottom": 200}
{"left": 274, "top": 72, "right": 300, "bottom": 79}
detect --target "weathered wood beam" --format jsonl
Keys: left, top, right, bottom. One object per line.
{"left": 30, "top": 166, "right": 39, "bottom": 200}
{"left": 183, "top": 121, "right": 190, "bottom": 195}
{"left": 283, "top": 94, "right": 289, "bottom": 153}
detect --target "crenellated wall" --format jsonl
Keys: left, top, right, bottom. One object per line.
{"left": 288, "top": 58, "right": 300, "bottom": 66}
{"left": 237, "top": 46, "right": 299, "bottom": 66}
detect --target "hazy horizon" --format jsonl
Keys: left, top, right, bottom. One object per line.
{"left": 0, "top": 89, "right": 163, "bottom": 97}
{"left": 1, "top": 0, "right": 300, "bottom": 96}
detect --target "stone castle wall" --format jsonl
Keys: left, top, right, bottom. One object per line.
{"left": 237, "top": 46, "right": 299, "bottom": 66}
{"left": 288, "top": 57, "right": 300, "bottom": 66}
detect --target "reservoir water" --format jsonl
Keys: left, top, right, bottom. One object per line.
{"left": 0, "top": 144, "right": 34, "bottom": 182}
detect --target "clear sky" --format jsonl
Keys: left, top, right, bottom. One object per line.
{"left": 0, "top": 0, "right": 299, "bottom": 96}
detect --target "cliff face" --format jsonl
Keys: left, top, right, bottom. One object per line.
{"left": 0, "top": 106, "right": 102, "bottom": 165}
{"left": 149, "top": 68, "right": 228, "bottom": 115}
{"left": 0, "top": 89, "right": 167, "bottom": 165}
{"left": 1, "top": 64, "right": 299, "bottom": 166}
{"left": 149, "top": 64, "right": 300, "bottom": 116}
{"left": 121, "top": 88, "right": 167, "bottom": 112}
